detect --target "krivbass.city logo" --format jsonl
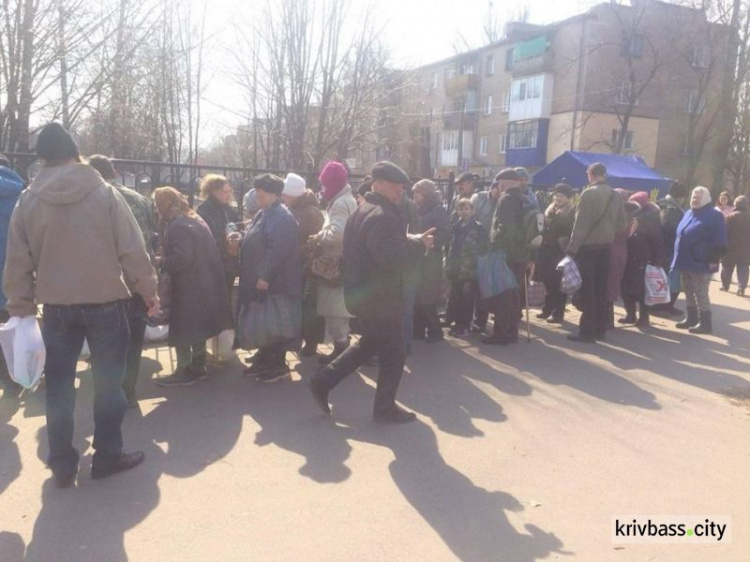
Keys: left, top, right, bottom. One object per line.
{"left": 612, "top": 515, "right": 732, "bottom": 544}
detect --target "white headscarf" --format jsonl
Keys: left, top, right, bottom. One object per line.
{"left": 691, "top": 186, "right": 712, "bottom": 209}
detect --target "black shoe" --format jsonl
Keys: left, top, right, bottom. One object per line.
{"left": 318, "top": 341, "right": 348, "bottom": 365}
{"left": 155, "top": 368, "right": 197, "bottom": 387}
{"left": 54, "top": 470, "right": 77, "bottom": 489}
{"left": 300, "top": 342, "right": 318, "bottom": 357}
{"left": 126, "top": 397, "right": 139, "bottom": 409}
{"left": 636, "top": 317, "right": 650, "bottom": 328}
{"left": 567, "top": 333, "right": 597, "bottom": 343}
{"left": 676, "top": 307, "right": 699, "bottom": 329}
{"left": 190, "top": 365, "right": 209, "bottom": 381}
{"left": 374, "top": 406, "right": 416, "bottom": 424}
{"left": 617, "top": 315, "right": 636, "bottom": 325}
{"left": 546, "top": 316, "right": 564, "bottom": 324}
{"left": 536, "top": 310, "right": 552, "bottom": 320}
{"left": 688, "top": 311, "right": 713, "bottom": 335}
{"left": 719, "top": 286, "right": 728, "bottom": 292}
{"left": 255, "top": 365, "right": 291, "bottom": 383}
{"left": 91, "top": 451, "right": 145, "bottom": 480}
{"left": 738, "top": 288, "right": 746, "bottom": 297}
{"left": 308, "top": 376, "right": 331, "bottom": 415}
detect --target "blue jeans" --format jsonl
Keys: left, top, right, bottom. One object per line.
{"left": 42, "top": 300, "right": 130, "bottom": 475}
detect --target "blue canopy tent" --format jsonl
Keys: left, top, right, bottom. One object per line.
{"left": 532, "top": 151, "right": 673, "bottom": 197}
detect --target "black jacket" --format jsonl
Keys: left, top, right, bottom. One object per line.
{"left": 491, "top": 188, "right": 526, "bottom": 264}
{"left": 196, "top": 197, "right": 240, "bottom": 278}
{"left": 342, "top": 192, "right": 427, "bottom": 318}
{"left": 162, "top": 215, "right": 233, "bottom": 347}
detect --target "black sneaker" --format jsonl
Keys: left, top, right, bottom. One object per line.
{"left": 190, "top": 365, "right": 209, "bottom": 381}
{"left": 374, "top": 406, "right": 417, "bottom": 424}
{"left": 155, "top": 369, "right": 197, "bottom": 387}
{"left": 567, "top": 333, "right": 597, "bottom": 343}
{"left": 256, "top": 365, "right": 291, "bottom": 383}
{"left": 91, "top": 451, "right": 145, "bottom": 480}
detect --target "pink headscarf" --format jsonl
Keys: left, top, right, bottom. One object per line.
{"left": 319, "top": 161, "right": 348, "bottom": 204}
{"left": 628, "top": 191, "right": 650, "bottom": 209}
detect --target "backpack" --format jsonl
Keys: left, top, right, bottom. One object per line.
{"left": 523, "top": 203, "right": 545, "bottom": 251}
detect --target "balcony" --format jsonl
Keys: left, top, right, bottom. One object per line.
{"left": 445, "top": 74, "right": 479, "bottom": 97}
{"left": 512, "top": 51, "right": 554, "bottom": 78}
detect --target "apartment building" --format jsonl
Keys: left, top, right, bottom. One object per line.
{"left": 399, "top": 0, "right": 729, "bottom": 186}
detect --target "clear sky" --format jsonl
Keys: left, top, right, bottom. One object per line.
{"left": 198, "top": 0, "right": 595, "bottom": 143}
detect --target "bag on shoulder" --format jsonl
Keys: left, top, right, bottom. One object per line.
{"left": 309, "top": 253, "right": 342, "bottom": 286}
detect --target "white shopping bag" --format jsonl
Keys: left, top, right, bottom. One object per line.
{"left": 557, "top": 256, "right": 582, "bottom": 296}
{"left": 209, "top": 329, "right": 236, "bottom": 362}
{"left": 0, "top": 316, "right": 46, "bottom": 390}
{"left": 645, "top": 265, "right": 670, "bottom": 306}
{"left": 144, "top": 324, "right": 169, "bottom": 343}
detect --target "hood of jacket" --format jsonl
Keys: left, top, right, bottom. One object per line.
{"left": 27, "top": 163, "right": 104, "bottom": 205}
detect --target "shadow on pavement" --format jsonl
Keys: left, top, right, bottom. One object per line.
{"left": 0, "top": 397, "right": 21, "bottom": 495}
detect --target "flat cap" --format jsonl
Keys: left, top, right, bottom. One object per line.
{"left": 495, "top": 168, "right": 523, "bottom": 181}
{"left": 254, "top": 173, "right": 284, "bottom": 195}
{"left": 456, "top": 172, "right": 479, "bottom": 183}
{"left": 553, "top": 182, "right": 574, "bottom": 198}
{"left": 371, "top": 161, "right": 410, "bottom": 185}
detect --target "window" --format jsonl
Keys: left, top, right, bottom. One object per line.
{"left": 480, "top": 136, "right": 489, "bottom": 156}
{"left": 508, "top": 121, "right": 539, "bottom": 149}
{"left": 505, "top": 48, "right": 514, "bottom": 71}
{"left": 430, "top": 73, "right": 438, "bottom": 90}
{"left": 460, "top": 59, "right": 475, "bottom": 75}
{"left": 691, "top": 45, "right": 710, "bottom": 69}
{"left": 621, "top": 33, "right": 645, "bottom": 58}
{"left": 611, "top": 129, "right": 634, "bottom": 150}
{"left": 442, "top": 131, "right": 458, "bottom": 151}
{"left": 511, "top": 75, "right": 543, "bottom": 102}
{"left": 686, "top": 90, "right": 705, "bottom": 114}
{"left": 484, "top": 95, "right": 493, "bottom": 116}
{"left": 498, "top": 133, "right": 507, "bottom": 154}
{"left": 486, "top": 54, "right": 495, "bottom": 76}
{"left": 501, "top": 91, "right": 510, "bottom": 112}
{"left": 444, "top": 65, "right": 456, "bottom": 80}
{"left": 615, "top": 81, "right": 637, "bottom": 105}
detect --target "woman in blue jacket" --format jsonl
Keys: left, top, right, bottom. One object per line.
{"left": 672, "top": 186, "right": 727, "bottom": 334}
{"left": 237, "top": 174, "right": 301, "bottom": 382}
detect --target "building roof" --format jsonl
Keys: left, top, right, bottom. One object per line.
{"left": 532, "top": 151, "right": 673, "bottom": 195}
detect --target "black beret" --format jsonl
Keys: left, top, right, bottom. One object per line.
{"left": 553, "top": 183, "right": 574, "bottom": 198}
{"left": 455, "top": 172, "right": 479, "bottom": 183}
{"left": 371, "top": 161, "right": 410, "bottom": 185}
{"left": 254, "top": 173, "right": 284, "bottom": 195}
{"left": 495, "top": 168, "right": 523, "bottom": 181}
{"left": 36, "top": 123, "right": 79, "bottom": 160}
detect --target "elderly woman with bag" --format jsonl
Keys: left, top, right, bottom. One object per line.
{"left": 236, "top": 174, "right": 301, "bottom": 382}
{"left": 533, "top": 183, "right": 575, "bottom": 324}
{"left": 673, "top": 186, "right": 727, "bottom": 334}
{"left": 152, "top": 187, "right": 233, "bottom": 387}
{"left": 310, "top": 162, "right": 357, "bottom": 365}
{"left": 619, "top": 192, "right": 666, "bottom": 327}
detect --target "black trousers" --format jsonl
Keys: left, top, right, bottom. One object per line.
{"left": 623, "top": 293, "right": 649, "bottom": 322}
{"left": 414, "top": 303, "right": 442, "bottom": 338}
{"left": 542, "top": 283, "right": 567, "bottom": 319}
{"left": 447, "top": 280, "right": 477, "bottom": 329}
{"left": 315, "top": 315, "right": 405, "bottom": 416}
{"left": 509, "top": 261, "right": 527, "bottom": 317}
{"left": 576, "top": 247, "right": 611, "bottom": 338}
{"left": 484, "top": 289, "right": 521, "bottom": 339}
{"left": 0, "top": 309, "right": 19, "bottom": 394}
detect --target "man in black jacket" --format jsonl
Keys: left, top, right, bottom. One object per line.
{"left": 309, "top": 162, "right": 435, "bottom": 423}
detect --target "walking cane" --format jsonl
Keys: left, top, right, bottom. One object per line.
{"left": 525, "top": 268, "right": 531, "bottom": 342}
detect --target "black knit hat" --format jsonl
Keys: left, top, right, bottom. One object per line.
{"left": 553, "top": 183, "right": 574, "bottom": 198}
{"left": 36, "top": 123, "right": 79, "bottom": 160}
{"left": 254, "top": 173, "right": 284, "bottom": 195}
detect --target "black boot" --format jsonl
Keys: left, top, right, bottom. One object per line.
{"left": 636, "top": 302, "right": 650, "bottom": 327}
{"left": 676, "top": 306, "right": 699, "bottom": 329}
{"left": 618, "top": 298, "right": 637, "bottom": 325}
{"left": 318, "top": 340, "right": 348, "bottom": 365}
{"left": 689, "top": 311, "right": 712, "bottom": 334}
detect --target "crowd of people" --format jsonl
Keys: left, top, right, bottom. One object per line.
{"left": 0, "top": 122, "right": 746, "bottom": 488}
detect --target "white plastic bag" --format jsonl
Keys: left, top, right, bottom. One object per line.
{"left": 209, "top": 329, "right": 236, "bottom": 362}
{"left": 144, "top": 324, "right": 169, "bottom": 343}
{"left": 0, "top": 316, "right": 46, "bottom": 390}
{"left": 645, "top": 265, "right": 670, "bottom": 306}
{"left": 557, "top": 256, "right": 582, "bottom": 296}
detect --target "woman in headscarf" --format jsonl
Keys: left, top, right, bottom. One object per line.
{"left": 715, "top": 190, "right": 735, "bottom": 219}
{"left": 153, "top": 187, "right": 233, "bottom": 386}
{"left": 412, "top": 179, "right": 451, "bottom": 342}
{"left": 672, "top": 186, "right": 728, "bottom": 334}
{"left": 619, "top": 191, "right": 666, "bottom": 327}
{"left": 312, "top": 161, "right": 358, "bottom": 365}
